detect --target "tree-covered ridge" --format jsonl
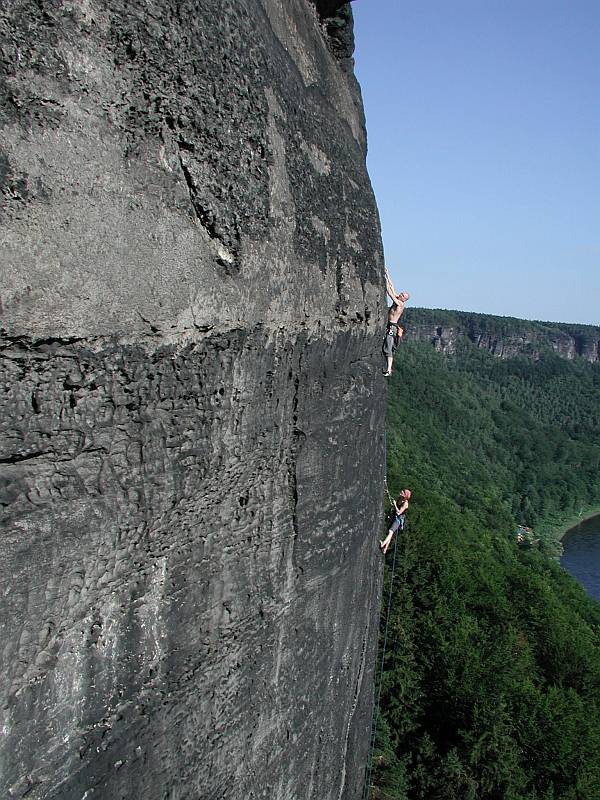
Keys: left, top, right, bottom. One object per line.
{"left": 405, "top": 307, "right": 600, "bottom": 342}
{"left": 370, "top": 340, "right": 600, "bottom": 800}
{"left": 387, "top": 342, "right": 600, "bottom": 552}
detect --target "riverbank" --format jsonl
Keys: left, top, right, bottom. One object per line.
{"left": 535, "top": 503, "right": 600, "bottom": 549}
{"left": 560, "top": 506, "right": 600, "bottom": 541}
{"left": 560, "top": 513, "right": 600, "bottom": 606}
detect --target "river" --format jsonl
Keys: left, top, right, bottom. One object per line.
{"left": 561, "top": 514, "right": 600, "bottom": 603}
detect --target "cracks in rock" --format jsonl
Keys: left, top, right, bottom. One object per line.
{"left": 335, "top": 259, "right": 343, "bottom": 306}
{"left": 338, "top": 617, "right": 372, "bottom": 800}
{"left": 334, "top": 255, "right": 350, "bottom": 324}
{"left": 287, "top": 437, "right": 300, "bottom": 544}
{"left": 287, "top": 358, "right": 305, "bottom": 546}
{"left": 177, "top": 155, "right": 206, "bottom": 224}
{"left": 0, "top": 442, "right": 107, "bottom": 468}
{"left": 0, "top": 326, "right": 191, "bottom": 355}
{"left": 337, "top": 512, "right": 383, "bottom": 800}
{"left": 176, "top": 147, "right": 239, "bottom": 275}
{"left": 0, "top": 330, "right": 85, "bottom": 354}
{"left": 0, "top": 450, "right": 51, "bottom": 465}
{"left": 137, "top": 312, "right": 161, "bottom": 335}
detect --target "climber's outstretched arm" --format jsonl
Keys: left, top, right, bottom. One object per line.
{"left": 385, "top": 268, "right": 398, "bottom": 302}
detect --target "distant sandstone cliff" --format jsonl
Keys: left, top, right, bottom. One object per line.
{"left": 0, "top": 2, "right": 384, "bottom": 799}
{"left": 405, "top": 308, "right": 600, "bottom": 363}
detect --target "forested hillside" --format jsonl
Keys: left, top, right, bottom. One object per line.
{"left": 369, "top": 339, "right": 600, "bottom": 800}
{"left": 390, "top": 341, "right": 600, "bottom": 551}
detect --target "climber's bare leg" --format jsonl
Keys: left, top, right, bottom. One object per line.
{"left": 380, "top": 530, "right": 394, "bottom": 554}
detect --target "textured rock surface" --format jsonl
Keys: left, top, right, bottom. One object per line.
{"left": 0, "top": 2, "right": 385, "bottom": 799}
{"left": 405, "top": 309, "right": 600, "bottom": 363}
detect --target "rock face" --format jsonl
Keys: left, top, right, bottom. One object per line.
{"left": 406, "top": 309, "right": 600, "bottom": 363}
{"left": 0, "top": 2, "right": 385, "bottom": 799}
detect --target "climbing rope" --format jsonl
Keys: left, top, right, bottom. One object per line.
{"left": 363, "top": 525, "right": 399, "bottom": 800}
{"left": 383, "top": 476, "right": 395, "bottom": 508}
{"left": 362, "top": 434, "right": 401, "bottom": 800}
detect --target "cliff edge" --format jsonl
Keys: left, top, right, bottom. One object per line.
{"left": 406, "top": 308, "right": 600, "bottom": 363}
{"left": 0, "top": 2, "right": 385, "bottom": 798}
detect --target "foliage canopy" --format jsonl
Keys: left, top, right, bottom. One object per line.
{"left": 370, "top": 339, "right": 600, "bottom": 800}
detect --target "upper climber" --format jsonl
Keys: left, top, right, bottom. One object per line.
{"left": 382, "top": 269, "right": 410, "bottom": 376}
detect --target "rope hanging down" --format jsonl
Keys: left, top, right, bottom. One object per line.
{"left": 384, "top": 476, "right": 395, "bottom": 508}
{"left": 362, "top": 434, "right": 401, "bottom": 800}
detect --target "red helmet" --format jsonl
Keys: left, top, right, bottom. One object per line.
{"left": 400, "top": 489, "right": 412, "bottom": 500}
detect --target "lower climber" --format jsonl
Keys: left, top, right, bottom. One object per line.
{"left": 380, "top": 489, "right": 411, "bottom": 554}
{"left": 382, "top": 270, "right": 410, "bottom": 376}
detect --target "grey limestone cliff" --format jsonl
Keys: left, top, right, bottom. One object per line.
{"left": 0, "top": 2, "right": 385, "bottom": 798}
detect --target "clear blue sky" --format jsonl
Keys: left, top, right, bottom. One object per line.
{"left": 353, "top": 0, "right": 600, "bottom": 325}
